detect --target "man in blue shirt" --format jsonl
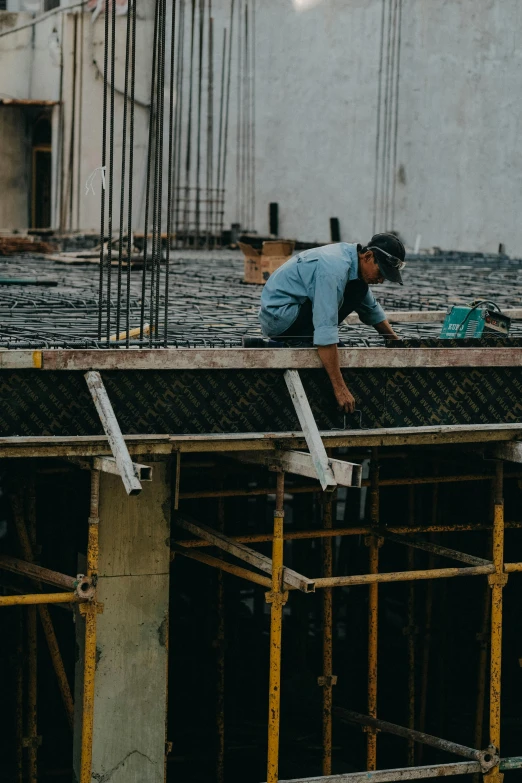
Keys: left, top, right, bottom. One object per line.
{"left": 259, "top": 232, "right": 405, "bottom": 414}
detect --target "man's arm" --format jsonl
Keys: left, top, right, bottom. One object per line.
{"left": 317, "top": 344, "right": 355, "bottom": 413}
{"left": 374, "top": 319, "right": 400, "bottom": 339}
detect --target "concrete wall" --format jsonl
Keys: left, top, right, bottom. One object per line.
{"left": 0, "top": 107, "right": 30, "bottom": 227}
{"left": 0, "top": 1, "right": 522, "bottom": 251}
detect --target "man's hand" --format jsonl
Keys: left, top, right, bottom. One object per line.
{"left": 332, "top": 382, "right": 356, "bottom": 413}
{"left": 317, "top": 344, "right": 356, "bottom": 413}
{"left": 374, "top": 319, "right": 400, "bottom": 339}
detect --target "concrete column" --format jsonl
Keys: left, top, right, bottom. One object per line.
{"left": 74, "top": 461, "right": 171, "bottom": 783}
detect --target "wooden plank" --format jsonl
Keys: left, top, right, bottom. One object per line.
{"left": 284, "top": 370, "right": 337, "bottom": 491}
{"left": 235, "top": 450, "right": 362, "bottom": 488}
{"left": 85, "top": 371, "right": 142, "bottom": 495}
{"left": 175, "top": 514, "right": 315, "bottom": 593}
{"left": 35, "top": 347, "right": 522, "bottom": 370}
{"left": 345, "top": 308, "right": 522, "bottom": 325}
{"left": 0, "top": 423, "right": 522, "bottom": 458}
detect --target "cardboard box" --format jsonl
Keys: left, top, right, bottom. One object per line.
{"left": 239, "top": 240, "right": 295, "bottom": 284}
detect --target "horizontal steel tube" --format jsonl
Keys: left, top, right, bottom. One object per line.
{"left": 500, "top": 756, "right": 522, "bottom": 770}
{"left": 172, "top": 521, "right": 522, "bottom": 548}
{"left": 377, "top": 531, "right": 492, "bottom": 567}
{"left": 504, "top": 562, "right": 522, "bottom": 572}
{"left": 314, "top": 565, "right": 494, "bottom": 588}
{"left": 178, "top": 472, "right": 522, "bottom": 499}
{"left": 276, "top": 760, "right": 481, "bottom": 783}
{"left": 333, "top": 708, "right": 489, "bottom": 763}
{"left": 0, "top": 592, "right": 80, "bottom": 606}
{"left": 172, "top": 546, "right": 272, "bottom": 588}
{"left": 0, "top": 555, "right": 76, "bottom": 591}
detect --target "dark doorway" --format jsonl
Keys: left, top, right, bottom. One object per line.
{"left": 31, "top": 115, "right": 52, "bottom": 229}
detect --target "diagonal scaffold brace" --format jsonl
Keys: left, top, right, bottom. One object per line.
{"left": 85, "top": 370, "right": 143, "bottom": 495}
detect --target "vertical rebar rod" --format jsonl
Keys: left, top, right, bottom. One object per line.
{"left": 80, "top": 470, "right": 100, "bottom": 783}
{"left": 367, "top": 449, "right": 380, "bottom": 770}
{"left": 407, "top": 485, "right": 415, "bottom": 766}
{"left": 126, "top": 0, "right": 137, "bottom": 347}
{"left": 206, "top": 12, "right": 214, "bottom": 246}
{"left": 487, "top": 460, "right": 506, "bottom": 781}
{"left": 195, "top": 0, "right": 205, "bottom": 246}
{"left": 98, "top": 0, "right": 111, "bottom": 339}
{"left": 164, "top": 0, "right": 177, "bottom": 346}
{"left": 116, "top": 0, "right": 133, "bottom": 339}
{"left": 267, "top": 471, "right": 287, "bottom": 783}
{"left": 106, "top": 0, "right": 117, "bottom": 340}
{"left": 221, "top": 0, "right": 235, "bottom": 228}
{"left": 250, "top": 0, "right": 256, "bottom": 231}
{"left": 182, "top": 0, "right": 197, "bottom": 243}
{"left": 321, "top": 494, "right": 335, "bottom": 776}
{"left": 27, "top": 604, "right": 38, "bottom": 783}
{"left": 172, "top": 0, "right": 186, "bottom": 244}
{"left": 216, "top": 496, "right": 225, "bottom": 783}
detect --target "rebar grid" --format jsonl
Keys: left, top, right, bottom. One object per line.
{"left": 1, "top": 250, "right": 522, "bottom": 348}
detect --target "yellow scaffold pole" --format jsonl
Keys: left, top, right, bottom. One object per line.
{"left": 266, "top": 471, "right": 288, "bottom": 783}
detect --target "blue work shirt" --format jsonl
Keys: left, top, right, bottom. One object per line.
{"left": 258, "top": 242, "right": 386, "bottom": 345}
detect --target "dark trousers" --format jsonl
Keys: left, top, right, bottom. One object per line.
{"left": 278, "top": 278, "right": 369, "bottom": 339}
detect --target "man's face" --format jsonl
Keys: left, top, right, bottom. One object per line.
{"left": 359, "top": 250, "right": 385, "bottom": 285}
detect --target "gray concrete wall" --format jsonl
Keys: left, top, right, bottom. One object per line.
{"left": 73, "top": 462, "right": 171, "bottom": 783}
{"left": 0, "top": 107, "right": 30, "bottom": 228}
{"left": 1, "top": 1, "right": 522, "bottom": 252}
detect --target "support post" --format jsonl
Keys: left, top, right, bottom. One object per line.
{"left": 85, "top": 370, "right": 142, "bottom": 495}
{"left": 16, "top": 609, "right": 23, "bottom": 783}
{"left": 366, "top": 449, "right": 381, "bottom": 770}
{"left": 79, "top": 469, "right": 100, "bottom": 783}
{"left": 319, "top": 494, "right": 337, "bottom": 775}
{"left": 406, "top": 486, "right": 416, "bottom": 767}
{"left": 10, "top": 493, "right": 75, "bottom": 730}
{"left": 484, "top": 461, "right": 507, "bottom": 783}
{"left": 266, "top": 471, "right": 288, "bottom": 783}
{"left": 73, "top": 462, "right": 171, "bottom": 783}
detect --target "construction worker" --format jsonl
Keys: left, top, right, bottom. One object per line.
{"left": 258, "top": 233, "right": 405, "bottom": 413}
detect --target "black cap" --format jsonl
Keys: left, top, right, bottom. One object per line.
{"left": 367, "top": 232, "right": 406, "bottom": 285}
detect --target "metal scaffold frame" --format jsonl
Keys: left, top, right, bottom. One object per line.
{"left": 2, "top": 469, "right": 101, "bottom": 783}
{"left": 172, "top": 454, "right": 522, "bottom": 783}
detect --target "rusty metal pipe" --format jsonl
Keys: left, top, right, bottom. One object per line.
{"left": 275, "top": 759, "right": 482, "bottom": 782}
{"left": 10, "top": 492, "right": 76, "bottom": 727}
{"left": 320, "top": 495, "right": 335, "bottom": 775}
{"left": 0, "top": 554, "right": 77, "bottom": 591}
{"left": 366, "top": 450, "right": 380, "bottom": 770}
{"left": 406, "top": 486, "right": 415, "bottom": 766}
{"left": 313, "top": 565, "right": 495, "bottom": 588}
{"left": 216, "top": 497, "right": 225, "bottom": 783}
{"left": 333, "top": 708, "right": 497, "bottom": 768}
{"left": 0, "top": 592, "right": 80, "bottom": 606}
{"left": 177, "top": 471, "right": 522, "bottom": 499}
{"left": 79, "top": 469, "right": 101, "bottom": 783}
{"left": 266, "top": 471, "right": 287, "bottom": 783}
{"left": 486, "top": 461, "right": 507, "bottom": 782}
{"left": 172, "top": 521, "right": 522, "bottom": 549}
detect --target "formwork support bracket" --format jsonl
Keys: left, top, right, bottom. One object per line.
{"left": 84, "top": 371, "right": 142, "bottom": 495}
{"left": 233, "top": 449, "right": 362, "bottom": 488}
{"left": 284, "top": 369, "right": 337, "bottom": 491}
{"left": 69, "top": 456, "right": 153, "bottom": 482}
